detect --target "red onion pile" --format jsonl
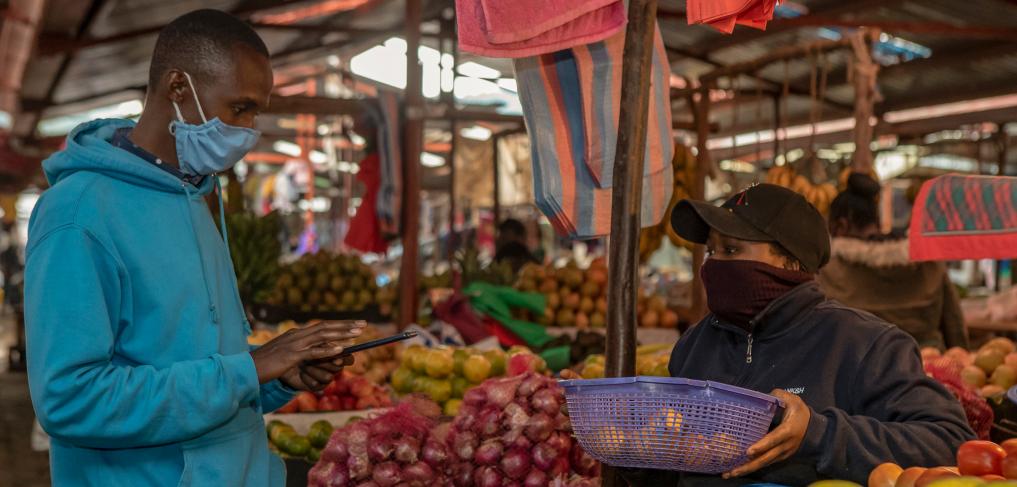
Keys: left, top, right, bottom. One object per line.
{"left": 309, "top": 399, "right": 448, "bottom": 487}
{"left": 447, "top": 372, "right": 600, "bottom": 487}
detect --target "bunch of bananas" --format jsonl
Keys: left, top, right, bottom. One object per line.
{"left": 226, "top": 211, "right": 282, "bottom": 304}
{"left": 765, "top": 165, "right": 838, "bottom": 215}
{"left": 640, "top": 144, "right": 696, "bottom": 261}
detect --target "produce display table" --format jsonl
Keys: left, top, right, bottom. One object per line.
{"left": 263, "top": 409, "right": 389, "bottom": 434}
{"left": 544, "top": 326, "right": 680, "bottom": 346}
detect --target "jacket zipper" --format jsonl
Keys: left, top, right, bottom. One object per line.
{"left": 745, "top": 334, "right": 753, "bottom": 364}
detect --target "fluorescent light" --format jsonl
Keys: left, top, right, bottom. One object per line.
{"left": 0, "top": 111, "right": 10, "bottom": 130}
{"left": 458, "top": 62, "right": 501, "bottom": 79}
{"left": 497, "top": 78, "right": 518, "bottom": 92}
{"left": 273, "top": 140, "right": 302, "bottom": 157}
{"left": 884, "top": 93, "right": 1017, "bottom": 123}
{"left": 718, "top": 160, "right": 756, "bottom": 173}
{"left": 350, "top": 133, "right": 366, "bottom": 146}
{"left": 309, "top": 150, "right": 328, "bottom": 164}
{"left": 317, "top": 123, "right": 330, "bottom": 135}
{"left": 460, "top": 125, "right": 492, "bottom": 141}
{"left": 421, "top": 152, "right": 446, "bottom": 167}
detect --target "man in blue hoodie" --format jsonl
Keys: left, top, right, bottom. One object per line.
{"left": 24, "top": 10, "right": 364, "bottom": 487}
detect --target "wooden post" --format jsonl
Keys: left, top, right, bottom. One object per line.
{"left": 689, "top": 84, "right": 713, "bottom": 322}
{"left": 493, "top": 134, "right": 502, "bottom": 226}
{"left": 604, "top": 0, "right": 657, "bottom": 483}
{"left": 849, "top": 30, "right": 879, "bottom": 173}
{"left": 443, "top": 10, "right": 459, "bottom": 269}
{"left": 1000, "top": 128, "right": 1011, "bottom": 176}
{"left": 398, "top": 0, "right": 424, "bottom": 328}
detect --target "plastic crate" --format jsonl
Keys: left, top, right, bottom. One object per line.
{"left": 560, "top": 376, "right": 783, "bottom": 474}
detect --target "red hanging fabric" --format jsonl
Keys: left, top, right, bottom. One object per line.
{"left": 343, "top": 153, "right": 388, "bottom": 254}
{"left": 686, "top": 0, "right": 781, "bottom": 34}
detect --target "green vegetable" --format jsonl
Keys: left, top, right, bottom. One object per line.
{"left": 307, "top": 447, "right": 321, "bottom": 463}
{"left": 280, "top": 435, "right": 311, "bottom": 457}
{"left": 307, "top": 420, "right": 333, "bottom": 449}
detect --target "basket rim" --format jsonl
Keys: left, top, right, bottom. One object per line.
{"left": 558, "top": 375, "right": 784, "bottom": 407}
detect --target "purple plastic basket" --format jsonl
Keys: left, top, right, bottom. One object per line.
{"left": 559, "top": 376, "right": 784, "bottom": 474}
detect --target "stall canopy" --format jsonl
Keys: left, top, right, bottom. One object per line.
{"left": 0, "top": 0, "right": 1015, "bottom": 176}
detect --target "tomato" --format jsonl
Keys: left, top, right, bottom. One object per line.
{"left": 1002, "top": 439, "right": 1017, "bottom": 457}
{"left": 276, "top": 399, "right": 298, "bottom": 414}
{"left": 896, "top": 467, "right": 928, "bottom": 487}
{"left": 914, "top": 467, "right": 959, "bottom": 487}
{"left": 869, "top": 463, "right": 904, "bottom": 487}
{"left": 1002, "top": 454, "right": 1017, "bottom": 479}
{"left": 317, "top": 395, "right": 341, "bottom": 411}
{"left": 958, "top": 440, "right": 1007, "bottom": 477}
{"left": 983, "top": 474, "right": 1008, "bottom": 480}
{"left": 294, "top": 391, "right": 319, "bottom": 412}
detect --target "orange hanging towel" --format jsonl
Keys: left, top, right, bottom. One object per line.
{"left": 686, "top": 0, "right": 781, "bottom": 34}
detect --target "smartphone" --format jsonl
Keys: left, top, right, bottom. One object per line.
{"left": 336, "top": 331, "right": 418, "bottom": 357}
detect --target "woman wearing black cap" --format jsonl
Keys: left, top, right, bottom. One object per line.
{"left": 622, "top": 183, "right": 974, "bottom": 486}
{"left": 818, "top": 173, "right": 968, "bottom": 350}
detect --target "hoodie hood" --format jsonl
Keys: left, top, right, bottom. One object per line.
{"left": 829, "top": 237, "right": 911, "bottom": 268}
{"left": 43, "top": 118, "right": 214, "bottom": 195}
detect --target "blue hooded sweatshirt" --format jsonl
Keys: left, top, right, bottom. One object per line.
{"left": 24, "top": 118, "right": 295, "bottom": 487}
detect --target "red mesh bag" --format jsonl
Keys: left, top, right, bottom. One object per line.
{"left": 924, "top": 357, "right": 994, "bottom": 440}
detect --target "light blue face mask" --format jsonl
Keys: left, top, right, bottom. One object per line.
{"left": 169, "top": 72, "right": 261, "bottom": 176}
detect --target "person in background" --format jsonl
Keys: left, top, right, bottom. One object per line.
{"left": 614, "top": 183, "right": 972, "bottom": 486}
{"left": 25, "top": 10, "right": 363, "bottom": 487}
{"left": 818, "top": 173, "right": 968, "bottom": 350}
{"left": 494, "top": 218, "right": 539, "bottom": 272}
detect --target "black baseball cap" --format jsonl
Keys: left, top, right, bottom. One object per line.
{"left": 671, "top": 183, "right": 831, "bottom": 272}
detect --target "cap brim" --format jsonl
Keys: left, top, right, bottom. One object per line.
{"left": 671, "top": 200, "right": 773, "bottom": 244}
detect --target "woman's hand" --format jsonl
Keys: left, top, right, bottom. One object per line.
{"left": 250, "top": 320, "right": 365, "bottom": 386}
{"left": 724, "top": 389, "right": 811, "bottom": 479}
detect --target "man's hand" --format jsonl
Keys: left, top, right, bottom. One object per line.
{"left": 280, "top": 355, "right": 355, "bottom": 391}
{"left": 724, "top": 389, "right": 811, "bottom": 479}
{"left": 250, "top": 320, "right": 365, "bottom": 385}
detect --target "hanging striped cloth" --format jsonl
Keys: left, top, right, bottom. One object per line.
{"left": 513, "top": 25, "right": 673, "bottom": 239}
{"left": 375, "top": 91, "right": 402, "bottom": 238}
{"left": 909, "top": 175, "right": 1017, "bottom": 261}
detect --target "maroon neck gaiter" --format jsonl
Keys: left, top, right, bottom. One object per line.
{"left": 701, "top": 259, "right": 814, "bottom": 329}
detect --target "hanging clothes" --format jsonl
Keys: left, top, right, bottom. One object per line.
{"left": 374, "top": 92, "right": 402, "bottom": 239}
{"left": 344, "top": 153, "right": 388, "bottom": 254}
{"left": 455, "top": 0, "right": 626, "bottom": 58}
{"left": 686, "top": 0, "right": 782, "bottom": 34}
{"left": 513, "top": 25, "right": 673, "bottom": 239}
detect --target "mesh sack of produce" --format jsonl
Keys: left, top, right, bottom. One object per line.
{"left": 925, "top": 358, "right": 993, "bottom": 440}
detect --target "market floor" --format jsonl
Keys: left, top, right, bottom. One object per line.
{"left": 0, "top": 313, "right": 51, "bottom": 487}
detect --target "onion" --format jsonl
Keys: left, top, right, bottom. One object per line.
{"left": 321, "top": 440, "right": 350, "bottom": 463}
{"left": 394, "top": 436, "right": 421, "bottom": 464}
{"left": 421, "top": 439, "right": 448, "bottom": 468}
{"left": 484, "top": 376, "right": 522, "bottom": 408}
{"left": 554, "top": 414, "right": 571, "bottom": 432}
{"left": 523, "top": 469, "right": 548, "bottom": 487}
{"left": 452, "top": 462, "right": 474, "bottom": 487}
{"left": 511, "top": 433, "right": 532, "bottom": 451}
{"left": 546, "top": 433, "right": 571, "bottom": 456}
{"left": 518, "top": 374, "right": 545, "bottom": 397}
{"left": 372, "top": 461, "right": 402, "bottom": 487}
{"left": 504, "top": 403, "right": 530, "bottom": 430}
{"left": 348, "top": 453, "right": 372, "bottom": 480}
{"left": 480, "top": 407, "right": 504, "bottom": 437}
{"left": 359, "top": 482, "right": 380, "bottom": 487}
{"left": 347, "top": 423, "right": 371, "bottom": 447}
{"left": 531, "top": 389, "right": 560, "bottom": 416}
{"left": 524, "top": 413, "right": 554, "bottom": 443}
{"left": 463, "top": 387, "right": 487, "bottom": 406}
{"left": 307, "top": 462, "right": 338, "bottom": 487}
{"left": 475, "top": 466, "right": 504, "bottom": 487}
{"left": 372, "top": 419, "right": 397, "bottom": 438}
{"left": 474, "top": 440, "right": 504, "bottom": 465}
{"left": 403, "top": 461, "right": 436, "bottom": 482}
{"left": 570, "top": 444, "right": 598, "bottom": 477}
{"left": 549, "top": 457, "right": 570, "bottom": 478}
{"left": 531, "top": 442, "right": 558, "bottom": 471}
{"left": 453, "top": 430, "right": 478, "bottom": 460}
{"left": 500, "top": 448, "right": 531, "bottom": 480}
{"left": 368, "top": 437, "right": 395, "bottom": 462}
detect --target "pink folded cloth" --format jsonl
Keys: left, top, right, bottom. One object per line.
{"left": 686, "top": 0, "right": 780, "bottom": 34}
{"left": 456, "top": 0, "right": 626, "bottom": 58}
{"left": 479, "top": 0, "right": 617, "bottom": 44}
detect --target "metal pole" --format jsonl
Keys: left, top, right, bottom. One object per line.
{"left": 604, "top": 0, "right": 657, "bottom": 483}
{"left": 398, "top": 0, "right": 424, "bottom": 328}
{"left": 493, "top": 135, "right": 502, "bottom": 226}
{"left": 690, "top": 84, "right": 713, "bottom": 322}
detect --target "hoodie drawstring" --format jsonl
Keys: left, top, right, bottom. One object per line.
{"left": 183, "top": 183, "right": 220, "bottom": 324}
{"left": 214, "top": 177, "right": 232, "bottom": 263}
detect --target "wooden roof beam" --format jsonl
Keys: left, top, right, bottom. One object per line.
{"left": 774, "top": 17, "right": 1017, "bottom": 40}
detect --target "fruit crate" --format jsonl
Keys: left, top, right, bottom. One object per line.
{"left": 560, "top": 376, "right": 783, "bottom": 474}
{"left": 250, "top": 303, "right": 388, "bottom": 324}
